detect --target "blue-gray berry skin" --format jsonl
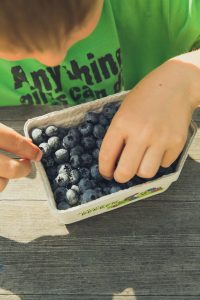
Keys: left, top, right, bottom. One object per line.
{"left": 58, "top": 127, "right": 67, "bottom": 139}
{"left": 85, "top": 111, "right": 99, "bottom": 124}
{"left": 81, "top": 153, "right": 93, "bottom": 167}
{"left": 78, "top": 178, "right": 93, "bottom": 193}
{"left": 54, "top": 187, "right": 67, "bottom": 203}
{"left": 81, "top": 136, "right": 96, "bottom": 149}
{"left": 78, "top": 122, "right": 93, "bottom": 136}
{"left": 55, "top": 173, "right": 69, "bottom": 187}
{"left": 92, "top": 148, "right": 99, "bottom": 160}
{"left": 131, "top": 175, "right": 146, "bottom": 185}
{"left": 57, "top": 163, "right": 72, "bottom": 174}
{"left": 42, "top": 156, "right": 55, "bottom": 168}
{"left": 81, "top": 189, "right": 98, "bottom": 203}
{"left": 54, "top": 149, "right": 69, "bottom": 164}
{"left": 39, "top": 142, "right": 51, "bottom": 157}
{"left": 90, "top": 164, "right": 103, "bottom": 180}
{"left": 96, "top": 139, "right": 103, "bottom": 149}
{"left": 31, "top": 128, "right": 45, "bottom": 145}
{"left": 110, "top": 185, "right": 121, "bottom": 194}
{"left": 57, "top": 201, "right": 71, "bottom": 210}
{"left": 70, "top": 155, "right": 81, "bottom": 168}
{"left": 48, "top": 136, "right": 61, "bottom": 151}
{"left": 45, "top": 125, "right": 58, "bottom": 137}
{"left": 98, "top": 114, "right": 109, "bottom": 127}
{"left": 78, "top": 167, "right": 90, "bottom": 179}
{"left": 93, "top": 124, "right": 106, "bottom": 139}
{"left": 102, "top": 103, "right": 117, "bottom": 119}
{"left": 46, "top": 167, "right": 57, "bottom": 179}
{"left": 63, "top": 132, "right": 79, "bottom": 149}
{"left": 66, "top": 189, "right": 79, "bottom": 206}
{"left": 71, "top": 185, "right": 80, "bottom": 194}
{"left": 103, "top": 186, "right": 110, "bottom": 195}
{"left": 69, "top": 169, "right": 80, "bottom": 184}
{"left": 95, "top": 187, "right": 103, "bottom": 198}
{"left": 70, "top": 145, "right": 84, "bottom": 157}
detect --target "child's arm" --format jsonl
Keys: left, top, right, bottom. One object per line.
{"left": 0, "top": 123, "right": 43, "bottom": 191}
{"left": 99, "top": 49, "right": 200, "bottom": 183}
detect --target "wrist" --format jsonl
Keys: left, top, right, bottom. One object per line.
{"left": 168, "top": 51, "right": 200, "bottom": 110}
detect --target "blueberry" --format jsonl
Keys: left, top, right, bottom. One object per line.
{"left": 31, "top": 128, "right": 45, "bottom": 145}
{"left": 54, "top": 149, "right": 69, "bottom": 164}
{"left": 78, "top": 122, "right": 93, "bottom": 136}
{"left": 57, "top": 163, "right": 72, "bottom": 174}
{"left": 66, "top": 189, "right": 79, "bottom": 206}
{"left": 55, "top": 173, "right": 69, "bottom": 187}
{"left": 68, "top": 127, "right": 80, "bottom": 138}
{"left": 103, "top": 186, "right": 110, "bottom": 195}
{"left": 42, "top": 156, "right": 55, "bottom": 168}
{"left": 95, "top": 187, "right": 103, "bottom": 198}
{"left": 45, "top": 125, "right": 58, "bottom": 137}
{"left": 81, "top": 153, "right": 93, "bottom": 167}
{"left": 81, "top": 136, "right": 96, "bottom": 149}
{"left": 85, "top": 111, "right": 99, "bottom": 124}
{"left": 46, "top": 167, "right": 57, "bottom": 179}
{"left": 102, "top": 103, "right": 117, "bottom": 119}
{"left": 69, "top": 169, "right": 80, "bottom": 184}
{"left": 78, "top": 167, "right": 90, "bottom": 178}
{"left": 71, "top": 185, "right": 80, "bottom": 194}
{"left": 39, "top": 142, "right": 51, "bottom": 157}
{"left": 92, "top": 148, "right": 99, "bottom": 160}
{"left": 57, "top": 201, "right": 71, "bottom": 210}
{"left": 78, "top": 178, "right": 93, "bottom": 193}
{"left": 70, "top": 145, "right": 84, "bottom": 157}
{"left": 54, "top": 187, "right": 67, "bottom": 203}
{"left": 70, "top": 155, "right": 81, "bottom": 168}
{"left": 131, "top": 175, "right": 146, "bottom": 185}
{"left": 93, "top": 124, "right": 106, "bottom": 139}
{"left": 58, "top": 127, "right": 67, "bottom": 139}
{"left": 96, "top": 139, "right": 103, "bottom": 149}
{"left": 98, "top": 114, "right": 109, "bottom": 127}
{"left": 48, "top": 136, "right": 61, "bottom": 151}
{"left": 81, "top": 189, "right": 98, "bottom": 203}
{"left": 110, "top": 185, "right": 121, "bottom": 194}
{"left": 63, "top": 132, "right": 79, "bottom": 149}
{"left": 90, "top": 164, "right": 103, "bottom": 180}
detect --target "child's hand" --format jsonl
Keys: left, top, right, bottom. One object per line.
{"left": 0, "top": 123, "right": 43, "bottom": 191}
{"left": 99, "top": 60, "right": 195, "bottom": 183}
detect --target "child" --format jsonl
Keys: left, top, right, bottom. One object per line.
{"left": 0, "top": 0, "right": 199, "bottom": 192}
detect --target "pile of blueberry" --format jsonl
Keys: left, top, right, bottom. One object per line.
{"left": 30, "top": 101, "right": 177, "bottom": 210}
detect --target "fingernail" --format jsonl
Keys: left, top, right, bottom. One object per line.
{"left": 35, "top": 150, "right": 43, "bottom": 162}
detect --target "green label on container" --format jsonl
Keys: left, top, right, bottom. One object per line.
{"left": 79, "top": 187, "right": 163, "bottom": 216}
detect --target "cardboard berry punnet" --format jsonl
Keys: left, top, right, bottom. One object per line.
{"left": 24, "top": 91, "right": 197, "bottom": 224}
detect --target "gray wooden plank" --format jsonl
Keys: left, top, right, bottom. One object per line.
{"left": 0, "top": 199, "right": 200, "bottom": 294}
{"left": 0, "top": 296, "right": 199, "bottom": 300}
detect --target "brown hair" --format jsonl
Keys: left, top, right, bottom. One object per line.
{"left": 0, "top": 0, "right": 98, "bottom": 52}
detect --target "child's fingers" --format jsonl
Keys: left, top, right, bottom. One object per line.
{"left": 99, "top": 126, "right": 124, "bottom": 179}
{"left": 0, "top": 123, "right": 43, "bottom": 161}
{"left": 136, "top": 145, "right": 165, "bottom": 178}
{"left": 0, "top": 154, "right": 32, "bottom": 179}
{"left": 0, "top": 177, "right": 9, "bottom": 192}
{"left": 113, "top": 139, "right": 147, "bottom": 183}
{"left": 161, "top": 144, "right": 185, "bottom": 168}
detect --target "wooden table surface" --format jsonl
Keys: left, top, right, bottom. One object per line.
{"left": 0, "top": 105, "right": 200, "bottom": 300}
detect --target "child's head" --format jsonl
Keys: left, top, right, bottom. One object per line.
{"left": 0, "top": 0, "right": 103, "bottom": 66}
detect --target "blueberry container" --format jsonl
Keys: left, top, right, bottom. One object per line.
{"left": 24, "top": 91, "right": 198, "bottom": 224}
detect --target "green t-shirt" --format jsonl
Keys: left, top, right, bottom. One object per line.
{"left": 0, "top": 0, "right": 200, "bottom": 106}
